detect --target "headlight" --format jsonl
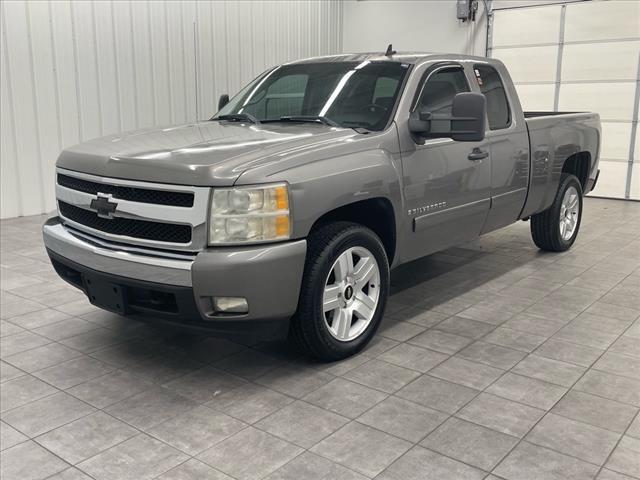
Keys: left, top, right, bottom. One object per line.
{"left": 208, "top": 183, "right": 291, "bottom": 245}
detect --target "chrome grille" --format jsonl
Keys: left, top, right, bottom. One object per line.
{"left": 55, "top": 168, "right": 210, "bottom": 252}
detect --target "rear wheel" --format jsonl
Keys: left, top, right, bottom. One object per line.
{"left": 289, "top": 222, "right": 389, "bottom": 360}
{"left": 531, "top": 173, "right": 583, "bottom": 252}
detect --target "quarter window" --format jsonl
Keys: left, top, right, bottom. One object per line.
{"left": 474, "top": 65, "right": 511, "bottom": 130}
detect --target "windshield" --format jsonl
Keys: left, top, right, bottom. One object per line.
{"left": 214, "top": 61, "right": 410, "bottom": 131}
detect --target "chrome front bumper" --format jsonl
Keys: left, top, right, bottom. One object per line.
{"left": 43, "top": 218, "right": 194, "bottom": 287}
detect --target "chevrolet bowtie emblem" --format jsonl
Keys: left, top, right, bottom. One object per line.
{"left": 90, "top": 193, "right": 118, "bottom": 219}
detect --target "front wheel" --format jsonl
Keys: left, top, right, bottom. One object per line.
{"left": 531, "top": 173, "right": 583, "bottom": 252}
{"left": 289, "top": 222, "right": 389, "bottom": 360}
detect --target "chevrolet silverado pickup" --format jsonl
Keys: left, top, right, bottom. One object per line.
{"left": 43, "top": 53, "right": 600, "bottom": 360}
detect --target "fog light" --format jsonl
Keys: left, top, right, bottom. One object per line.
{"left": 213, "top": 297, "right": 248, "bottom": 314}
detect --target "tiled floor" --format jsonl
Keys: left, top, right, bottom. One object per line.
{"left": 1, "top": 197, "right": 639, "bottom": 480}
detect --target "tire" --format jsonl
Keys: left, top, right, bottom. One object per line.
{"left": 531, "top": 173, "right": 583, "bottom": 252}
{"left": 289, "top": 222, "right": 389, "bottom": 361}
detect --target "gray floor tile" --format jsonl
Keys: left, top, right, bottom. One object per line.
{"left": 512, "top": 354, "right": 586, "bottom": 387}
{"left": 357, "top": 396, "right": 447, "bottom": 442}
{"left": 609, "top": 336, "right": 640, "bottom": 359}
{"left": 212, "top": 349, "right": 284, "bottom": 381}
{"left": 377, "top": 445, "right": 486, "bottom": 480}
{"left": 503, "top": 312, "right": 567, "bottom": 337}
{"left": 554, "top": 324, "right": 619, "bottom": 350}
{"left": 594, "top": 352, "right": 640, "bottom": 380}
{"left": 428, "top": 356, "right": 504, "bottom": 390}
{"left": 46, "top": 467, "right": 94, "bottom": 479}
{"left": 0, "top": 360, "right": 24, "bottom": 383}
{"left": 486, "top": 372, "right": 568, "bottom": 410}
{"left": 4, "top": 343, "right": 82, "bottom": 373}
{"left": 7, "top": 308, "right": 71, "bottom": 330}
{"left": 394, "top": 307, "right": 448, "bottom": 328}
{"left": 421, "top": 417, "right": 518, "bottom": 471}
{"left": 433, "top": 316, "right": 495, "bottom": 339}
{"left": 67, "top": 370, "right": 155, "bottom": 409}
{"left": 585, "top": 302, "right": 640, "bottom": 323}
{"left": 104, "top": 386, "right": 197, "bottom": 431}
{"left": 77, "top": 433, "right": 188, "bottom": 480}
{"left": 456, "top": 393, "right": 545, "bottom": 438}
{"left": 570, "top": 312, "right": 633, "bottom": 336}
{"left": 32, "top": 318, "right": 98, "bottom": 341}
{"left": 494, "top": 441, "right": 600, "bottom": 480}
{"left": 36, "top": 411, "right": 138, "bottom": 464}
{"left": 408, "top": 329, "right": 473, "bottom": 354}
{"left": 457, "top": 341, "right": 527, "bottom": 370}
{"left": 396, "top": 374, "right": 478, "bottom": 414}
{"left": 303, "top": 377, "right": 387, "bottom": 418}
{"left": 596, "top": 469, "right": 636, "bottom": 480}
{"left": 254, "top": 364, "right": 334, "bottom": 398}
{"left": 256, "top": 400, "right": 348, "bottom": 448}
{"left": 197, "top": 427, "right": 303, "bottom": 480}
{"left": 162, "top": 366, "right": 247, "bottom": 403}
{"left": 379, "top": 319, "right": 426, "bottom": 341}
{"left": 310, "top": 422, "right": 411, "bottom": 478}
{"left": 552, "top": 390, "right": 638, "bottom": 433}
{"left": 33, "top": 355, "right": 114, "bottom": 390}
{"left": 574, "top": 370, "right": 640, "bottom": 407}
{"left": 0, "top": 440, "right": 69, "bottom": 480}
{"left": 265, "top": 451, "right": 367, "bottom": 480}
{"left": 627, "top": 414, "right": 640, "bottom": 439}
{"left": 148, "top": 405, "right": 246, "bottom": 455}
{"left": 526, "top": 413, "right": 620, "bottom": 465}
{"left": 2, "top": 391, "right": 95, "bottom": 437}
{"left": 535, "top": 338, "right": 604, "bottom": 367}
{"left": 483, "top": 327, "right": 547, "bottom": 353}
{"left": 0, "top": 331, "right": 51, "bottom": 358}
{"left": 0, "top": 374, "right": 58, "bottom": 413}
{"left": 156, "top": 459, "right": 233, "bottom": 480}
{"left": 343, "top": 359, "right": 420, "bottom": 393}
{"left": 604, "top": 436, "right": 640, "bottom": 478}
{"left": 206, "top": 383, "right": 294, "bottom": 424}
{"left": 377, "top": 343, "right": 449, "bottom": 372}
{"left": 0, "top": 421, "right": 28, "bottom": 451}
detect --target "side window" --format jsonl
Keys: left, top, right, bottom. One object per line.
{"left": 416, "top": 67, "right": 470, "bottom": 115}
{"left": 474, "top": 65, "right": 510, "bottom": 130}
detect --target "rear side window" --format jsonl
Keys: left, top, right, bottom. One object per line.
{"left": 474, "top": 65, "right": 511, "bottom": 130}
{"left": 416, "top": 67, "right": 470, "bottom": 115}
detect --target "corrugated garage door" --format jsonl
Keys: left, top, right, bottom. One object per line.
{"left": 490, "top": 0, "right": 639, "bottom": 200}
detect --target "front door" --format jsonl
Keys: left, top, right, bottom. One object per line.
{"left": 400, "top": 64, "right": 491, "bottom": 262}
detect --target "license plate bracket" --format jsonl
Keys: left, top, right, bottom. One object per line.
{"left": 83, "top": 275, "right": 128, "bottom": 314}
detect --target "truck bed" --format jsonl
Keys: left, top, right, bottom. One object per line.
{"left": 520, "top": 111, "right": 601, "bottom": 218}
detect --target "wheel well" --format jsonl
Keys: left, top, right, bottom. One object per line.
{"left": 311, "top": 198, "right": 397, "bottom": 263}
{"left": 562, "top": 152, "right": 590, "bottom": 191}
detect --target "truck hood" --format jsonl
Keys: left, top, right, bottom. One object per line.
{"left": 57, "top": 121, "right": 361, "bottom": 186}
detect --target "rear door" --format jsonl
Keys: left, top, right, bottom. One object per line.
{"left": 399, "top": 63, "right": 492, "bottom": 262}
{"left": 472, "top": 62, "right": 531, "bottom": 233}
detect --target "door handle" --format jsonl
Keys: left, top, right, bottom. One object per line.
{"left": 468, "top": 148, "right": 489, "bottom": 161}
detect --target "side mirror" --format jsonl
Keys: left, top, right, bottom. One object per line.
{"left": 218, "top": 94, "right": 230, "bottom": 110}
{"left": 408, "top": 92, "right": 486, "bottom": 142}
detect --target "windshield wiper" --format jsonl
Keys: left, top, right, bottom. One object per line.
{"left": 275, "top": 115, "right": 340, "bottom": 127}
{"left": 214, "top": 113, "right": 260, "bottom": 124}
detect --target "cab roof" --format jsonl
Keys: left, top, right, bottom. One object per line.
{"left": 286, "top": 52, "right": 491, "bottom": 66}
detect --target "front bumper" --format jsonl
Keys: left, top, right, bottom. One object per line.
{"left": 43, "top": 217, "right": 307, "bottom": 337}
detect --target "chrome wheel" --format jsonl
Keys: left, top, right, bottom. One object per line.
{"left": 559, "top": 185, "right": 580, "bottom": 241}
{"left": 322, "top": 246, "right": 381, "bottom": 342}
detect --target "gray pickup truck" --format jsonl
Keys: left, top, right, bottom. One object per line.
{"left": 43, "top": 52, "right": 600, "bottom": 360}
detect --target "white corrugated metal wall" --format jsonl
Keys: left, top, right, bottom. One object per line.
{"left": 0, "top": 0, "right": 343, "bottom": 219}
